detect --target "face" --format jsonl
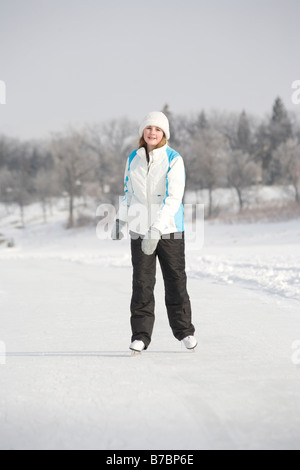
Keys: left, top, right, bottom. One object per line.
{"left": 143, "top": 126, "right": 164, "bottom": 149}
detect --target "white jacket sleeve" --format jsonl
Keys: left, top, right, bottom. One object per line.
{"left": 152, "top": 156, "right": 185, "bottom": 233}
{"left": 117, "top": 158, "right": 132, "bottom": 223}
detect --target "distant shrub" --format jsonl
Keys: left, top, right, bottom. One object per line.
{"left": 215, "top": 201, "right": 300, "bottom": 224}
{"left": 7, "top": 238, "right": 15, "bottom": 248}
{"left": 76, "top": 213, "right": 95, "bottom": 228}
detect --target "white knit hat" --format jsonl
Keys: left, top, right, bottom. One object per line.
{"left": 139, "top": 111, "right": 170, "bottom": 140}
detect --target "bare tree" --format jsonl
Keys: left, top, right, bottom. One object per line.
{"left": 237, "top": 111, "right": 252, "bottom": 153}
{"left": 34, "top": 168, "right": 59, "bottom": 223}
{"left": 0, "top": 168, "right": 14, "bottom": 215}
{"left": 12, "top": 141, "right": 35, "bottom": 226}
{"left": 272, "top": 138, "right": 300, "bottom": 203}
{"left": 11, "top": 169, "right": 30, "bottom": 226}
{"left": 81, "top": 119, "right": 139, "bottom": 222}
{"left": 209, "top": 110, "right": 240, "bottom": 150}
{"left": 191, "top": 129, "right": 227, "bottom": 217}
{"left": 227, "top": 150, "right": 259, "bottom": 211}
{"left": 98, "top": 118, "right": 137, "bottom": 202}
{"left": 256, "top": 98, "right": 293, "bottom": 185}
{"left": 51, "top": 128, "right": 98, "bottom": 228}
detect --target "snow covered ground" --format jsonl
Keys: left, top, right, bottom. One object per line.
{"left": 0, "top": 203, "right": 300, "bottom": 450}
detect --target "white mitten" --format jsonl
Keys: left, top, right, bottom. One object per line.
{"left": 141, "top": 227, "right": 161, "bottom": 255}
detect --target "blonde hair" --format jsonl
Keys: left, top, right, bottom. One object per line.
{"left": 138, "top": 134, "right": 167, "bottom": 151}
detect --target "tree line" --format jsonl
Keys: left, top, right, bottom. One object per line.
{"left": 0, "top": 97, "right": 299, "bottom": 227}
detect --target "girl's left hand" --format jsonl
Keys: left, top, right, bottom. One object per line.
{"left": 141, "top": 227, "right": 161, "bottom": 255}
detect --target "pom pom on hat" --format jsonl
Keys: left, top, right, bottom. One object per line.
{"left": 139, "top": 111, "right": 170, "bottom": 140}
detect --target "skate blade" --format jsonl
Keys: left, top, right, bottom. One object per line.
{"left": 186, "top": 341, "right": 198, "bottom": 352}
{"left": 186, "top": 345, "right": 197, "bottom": 352}
{"left": 130, "top": 350, "right": 142, "bottom": 357}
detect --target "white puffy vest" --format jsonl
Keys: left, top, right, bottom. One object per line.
{"left": 118, "top": 144, "right": 186, "bottom": 236}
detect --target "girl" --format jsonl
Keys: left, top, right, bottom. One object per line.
{"left": 112, "top": 111, "right": 197, "bottom": 353}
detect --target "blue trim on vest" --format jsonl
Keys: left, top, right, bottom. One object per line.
{"left": 164, "top": 147, "right": 185, "bottom": 232}
{"left": 166, "top": 146, "right": 180, "bottom": 165}
{"left": 174, "top": 204, "right": 184, "bottom": 232}
{"left": 123, "top": 150, "right": 138, "bottom": 201}
{"left": 128, "top": 149, "right": 138, "bottom": 171}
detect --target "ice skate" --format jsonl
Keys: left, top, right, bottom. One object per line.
{"left": 182, "top": 336, "right": 198, "bottom": 350}
{"left": 130, "top": 340, "right": 145, "bottom": 356}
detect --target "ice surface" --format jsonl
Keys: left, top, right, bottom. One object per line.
{"left": 0, "top": 203, "right": 300, "bottom": 450}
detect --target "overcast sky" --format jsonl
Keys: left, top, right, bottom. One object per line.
{"left": 0, "top": 0, "right": 300, "bottom": 140}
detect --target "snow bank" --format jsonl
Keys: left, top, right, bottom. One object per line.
{"left": 186, "top": 221, "right": 300, "bottom": 301}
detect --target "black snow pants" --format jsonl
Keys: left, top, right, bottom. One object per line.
{"left": 130, "top": 232, "right": 195, "bottom": 349}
